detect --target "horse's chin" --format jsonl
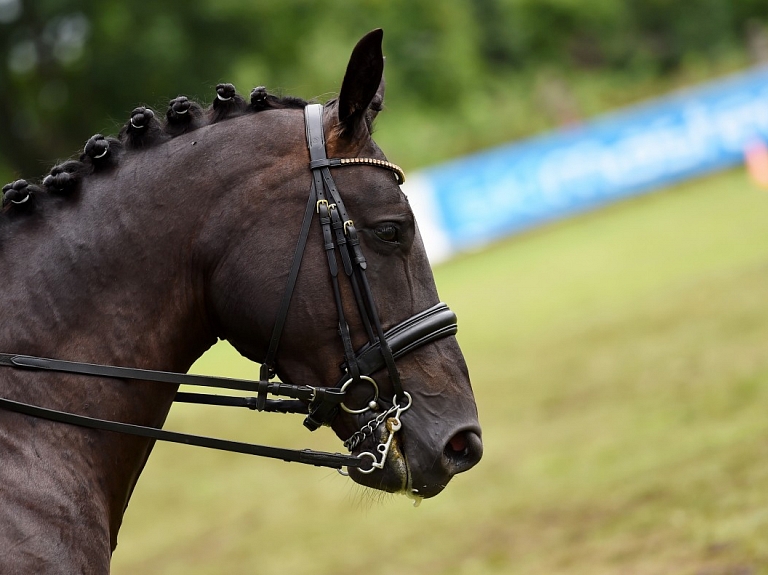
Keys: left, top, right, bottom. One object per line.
{"left": 347, "top": 432, "right": 446, "bottom": 501}
{"left": 348, "top": 433, "right": 408, "bottom": 495}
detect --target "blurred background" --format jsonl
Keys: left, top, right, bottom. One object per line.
{"left": 4, "top": 1, "right": 768, "bottom": 573}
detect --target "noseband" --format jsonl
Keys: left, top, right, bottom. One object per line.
{"left": 0, "top": 104, "right": 459, "bottom": 474}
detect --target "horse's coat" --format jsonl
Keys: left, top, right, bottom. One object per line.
{"left": 0, "top": 30, "right": 482, "bottom": 573}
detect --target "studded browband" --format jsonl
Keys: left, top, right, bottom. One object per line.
{"left": 309, "top": 157, "right": 405, "bottom": 185}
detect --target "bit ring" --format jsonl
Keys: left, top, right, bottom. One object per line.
{"left": 339, "top": 375, "right": 379, "bottom": 414}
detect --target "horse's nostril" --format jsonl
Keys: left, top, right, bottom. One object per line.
{"left": 449, "top": 433, "right": 468, "bottom": 455}
{"left": 443, "top": 430, "right": 483, "bottom": 474}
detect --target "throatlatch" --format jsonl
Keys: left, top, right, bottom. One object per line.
{"left": 0, "top": 104, "right": 459, "bottom": 474}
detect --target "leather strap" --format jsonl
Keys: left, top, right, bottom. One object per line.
{"left": 260, "top": 181, "right": 318, "bottom": 383}
{"left": 303, "top": 104, "right": 403, "bottom": 403}
{"left": 0, "top": 395, "right": 363, "bottom": 469}
{"left": 0, "top": 353, "right": 316, "bottom": 400}
{"left": 339, "top": 303, "right": 457, "bottom": 381}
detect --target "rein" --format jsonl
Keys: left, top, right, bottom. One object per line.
{"left": 0, "top": 104, "right": 458, "bottom": 474}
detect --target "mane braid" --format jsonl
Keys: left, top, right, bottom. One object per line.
{"left": 1, "top": 180, "right": 40, "bottom": 213}
{"left": 43, "top": 160, "right": 88, "bottom": 196}
{"left": 1, "top": 83, "right": 314, "bottom": 229}
{"left": 165, "top": 96, "right": 205, "bottom": 137}
{"left": 210, "top": 83, "right": 248, "bottom": 124}
{"left": 249, "top": 87, "right": 309, "bottom": 112}
{"left": 81, "top": 135, "right": 123, "bottom": 171}
{"left": 119, "top": 107, "right": 169, "bottom": 149}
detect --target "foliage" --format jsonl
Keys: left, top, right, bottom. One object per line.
{"left": 0, "top": 0, "right": 766, "bottom": 179}
{"left": 473, "top": 0, "right": 759, "bottom": 71}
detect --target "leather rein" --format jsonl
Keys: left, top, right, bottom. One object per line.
{"left": 0, "top": 104, "right": 459, "bottom": 474}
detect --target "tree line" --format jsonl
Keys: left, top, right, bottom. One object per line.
{"left": 1, "top": 0, "right": 766, "bottom": 177}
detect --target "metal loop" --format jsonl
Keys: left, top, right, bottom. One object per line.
{"left": 392, "top": 391, "right": 413, "bottom": 412}
{"left": 339, "top": 375, "right": 379, "bottom": 414}
{"left": 355, "top": 451, "right": 379, "bottom": 475}
{"left": 346, "top": 392, "right": 413, "bottom": 473}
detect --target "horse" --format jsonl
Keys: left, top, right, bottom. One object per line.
{"left": 0, "top": 29, "right": 482, "bottom": 573}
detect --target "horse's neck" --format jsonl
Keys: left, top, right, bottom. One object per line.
{"left": 0, "top": 169, "right": 216, "bottom": 571}
{"left": 0, "top": 112, "right": 306, "bottom": 570}
{"left": 1, "top": 168, "right": 215, "bottom": 368}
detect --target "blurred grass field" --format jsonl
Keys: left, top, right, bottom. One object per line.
{"left": 112, "top": 167, "right": 768, "bottom": 575}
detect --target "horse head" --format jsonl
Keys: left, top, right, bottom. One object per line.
{"left": 203, "top": 30, "right": 482, "bottom": 498}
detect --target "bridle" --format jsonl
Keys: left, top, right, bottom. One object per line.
{"left": 0, "top": 104, "right": 459, "bottom": 474}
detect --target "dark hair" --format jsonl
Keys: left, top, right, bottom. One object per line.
{"left": 210, "top": 83, "right": 248, "bottom": 124}
{"left": 119, "top": 107, "right": 169, "bottom": 149}
{"left": 165, "top": 96, "right": 205, "bottom": 137}
{"left": 1, "top": 85, "right": 310, "bottom": 223}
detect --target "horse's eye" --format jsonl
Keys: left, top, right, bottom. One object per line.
{"left": 374, "top": 224, "right": 399, "bottom": 243}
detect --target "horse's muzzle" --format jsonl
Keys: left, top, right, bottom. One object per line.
{"left": 347, "top": 422, "right": 483, "bottom": 498}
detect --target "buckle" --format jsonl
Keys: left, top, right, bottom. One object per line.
{"left": 303, "top": 388, "right": 346, "bottom": 431}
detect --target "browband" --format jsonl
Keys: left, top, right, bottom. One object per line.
{"left": 309, "top": 158, "right": 405, "bottom": 185}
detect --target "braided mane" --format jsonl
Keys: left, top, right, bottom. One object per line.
{"left": 0, "top": 84, "right": 308, "bottom": 219}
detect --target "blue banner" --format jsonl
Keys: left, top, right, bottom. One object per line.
{"left": 407, "top": 66, "right": 768, "bottom": 261}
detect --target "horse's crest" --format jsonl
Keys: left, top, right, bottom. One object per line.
{"left": 1, "top": 81, "right": 310, "bottom": 215}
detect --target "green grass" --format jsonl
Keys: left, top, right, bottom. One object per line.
{"left": 112, "top": 167, "right": 768, "bottom": 574}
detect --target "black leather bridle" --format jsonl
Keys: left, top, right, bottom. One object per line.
{"left": 0, "top": 104, "right": 459, "bottom": 473}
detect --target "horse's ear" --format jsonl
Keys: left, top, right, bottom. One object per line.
{"left": 369, "top": 64, "right": 385, "bottom": 119}
{"left": 337, "top": 29, "right": 384, "bottom": 136}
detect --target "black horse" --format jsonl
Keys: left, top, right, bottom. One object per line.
{"left": 0, "top": 30, "right": 481, "bottom": 573}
